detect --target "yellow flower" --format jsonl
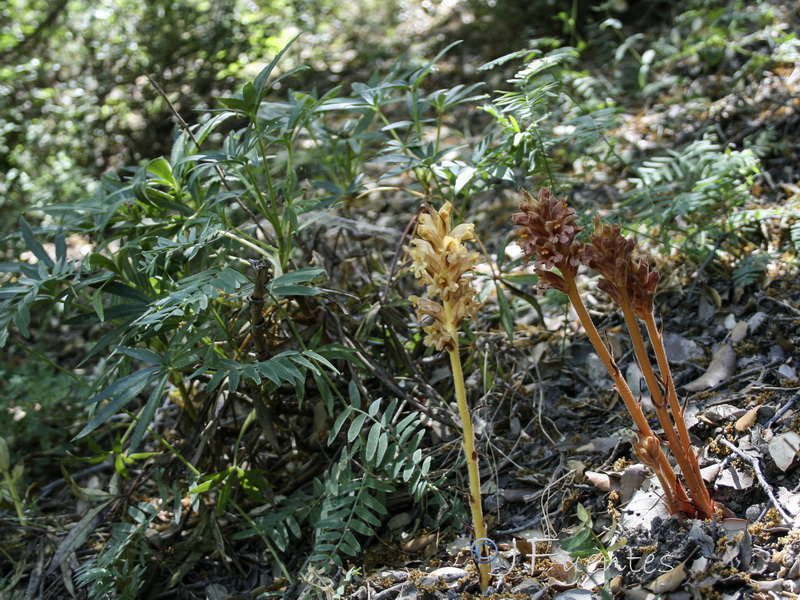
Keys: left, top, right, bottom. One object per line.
{"left": 408, "top": 202, "right": 479, "bottom": 351}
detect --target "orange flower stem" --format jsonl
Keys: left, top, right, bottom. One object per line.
{"left": 642, "top": 311, "right": 714, "bottom": 518}
{"left": 641, "top": 313, "right": 693, "bottom": 453}
{"left": 619, "top": 300, "right": 712, "bottom": 517}
{"left": 562, "top": 273, "right": 685, "bottom": 515}
{"left": 446, "top": 307, "right": 490, "bottom": 591}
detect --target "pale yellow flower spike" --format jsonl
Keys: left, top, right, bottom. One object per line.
{"left": 407, "top": 202, "right": 490, "bottom": 591}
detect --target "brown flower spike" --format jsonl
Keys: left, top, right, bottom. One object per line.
{"left": 513, "top": 188, "right": 715, "bottom": 519}
{"left": 589, "top": 217, "right": 659, "bottom": 317}
{"left": 513, "top": 188, "right": 592, "bottom": 293}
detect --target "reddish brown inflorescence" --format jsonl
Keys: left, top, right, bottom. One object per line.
{"left": 588, "top": 217, "right": 660, "bottom": 318}
{"left": 512, "top": 187, "right": 715, "bottom": 520}
{"left": 512, "top": 188, "right": 592, "bottom": 293}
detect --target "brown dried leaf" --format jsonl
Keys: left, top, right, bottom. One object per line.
{"left": 698, "top": 285, "right": 721, "bottom": 322}
{"left": 735, "top": 406, "right": 759, "bottom": 432}
{"left": 514, "top": 538, "right": 533, "bottom": 556}
{"left": 645, "top": 560, "right": 687, "bottom": 594}
{"left": 585, "top": 471, "right": 612, "bottom": 492}
{"left": 730, "top": 319, "right": 748, "bottom": 343}
{"left": 402, "top": 532, "right": 437, "bottom": 553}
{"left": 619, "top": 464, "right": 650, "bottom": 504}
{"left": 683, "top": 344, "right": 736, "bottom": 392}
{"left": 700, "top": 463, "right": 720, "bottom": 483}
{"left": 575, "top": 436, "right": 620, "bottom": 453}
{"left": 546, "top": 560, "right": 578, "bottom": 590}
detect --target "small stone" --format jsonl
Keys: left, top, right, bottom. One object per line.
{"left": 745, "top": 504, "right": 764, "bottom": 522}
{"left": 418, "top": 567, "right": 469, "bottom": 587}
{"left": 510, "top": 578, "right": 543, "bottom": 595}
{"left": 747, "top": 311, "right": 769, "bottom": 334}
{"left": 396, "top": 582, "right": 418, "bottom": 600}
{"left": 663, "top": 332, "right": 705, "bottom": 362}
{"left": 770, "top": 345, "right": 787, "bottom": 362}
{"left": 753, "top": 578, "right": 784, "bottom": 592}
{"left": 703, "top": 403, "right": 745, "bottom": 423}
{"left": 585, "top": 352, "right": 609, "bottom": 384}
{"left": 377, "top": 570, "right": 410, "bottom": 583}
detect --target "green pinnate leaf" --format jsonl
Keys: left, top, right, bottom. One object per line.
{"left": 347, "top": 413, "right": 368, "bottom": 443}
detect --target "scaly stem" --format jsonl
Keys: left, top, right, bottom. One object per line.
{"left": 641, "top": 311, "right": 714, "bottom": 518}
{"left": 619, "top": 300, "right": 712, "bottom": 518}
{"left": 446, "top": 304, "right": 490, "bottom": 590}
{"left": 562, "top": 273, "right": 686, "bottom": 514}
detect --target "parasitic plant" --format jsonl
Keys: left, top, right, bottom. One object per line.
{"left": 408, "top": 202, "right": 490, "bottom": 590}
{"left": 513, "top": 188, "right": 715, "bottom": 519}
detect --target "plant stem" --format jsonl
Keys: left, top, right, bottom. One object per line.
{"left": 562, "top": 273, "right": 686, "bottom": 515}
{"left": 620, "top": 301, "right": 711, "bottom": 517}
{"left": 2, "top": 469, "right": 26, "bottom": 524}
{"left": 641, "top": 310, "right": 714, "bottom": 518}
{"left": 446, "top": 306, "right": 490, "bottom": 590}
{"left": 9, "top": 339, "right": 90, "bottom": 388}
{"left": 220, "top": 231, "right": 275, "bottom": 260}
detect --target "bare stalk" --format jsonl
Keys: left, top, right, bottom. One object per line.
{"left": 250, "top": 259, "right": 272, "bottom": 362}
{"left": 641, "top": 311, "right": 714, "bottom": 517}
{"left": 563, "top": 273, "right": 684, "bottom": 515}
{"left": 620, "top": 301, "right": 712, "bottom": 518}
{"left": 447, "top": 334, "right": 490, "bottom": 589}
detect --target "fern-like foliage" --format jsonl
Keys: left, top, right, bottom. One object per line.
{"left": 309, "top": 391, "right": 442, "bottom": 568}
{"left": 309, "top": 452, "right": 393, "bottom": 565}
{"left": 724, "top": 203, "right": 800, "bottom": 285}
{"left": 624, "top": 136, "right": 761, "bottom": 260}
{"left": 75, "top": 502, "right": 157, "bottom": 600}
{"left": 230, "top": 388, "right": 447, "bottom": 571}
{"left": 791, "top": 220, "right": 800, "bottom": 253}
{"left": 732, "top": 252, "right": 776, "bottom": 288}
{"left": 479, "top": 40, "right": 621, "bottom": 186}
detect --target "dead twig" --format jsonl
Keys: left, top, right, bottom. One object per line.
{"left": 718, "top": 437, "right": 794, "bottom": 524}
{"left": 249, "top": 259, "right": 272, "bottom": 362}
{"left": 765, "top": 391, "right": 800, "bottom": 429}
{"left": 759, "top": 295, "right": 800, "bottom": 317}
{"left": 697, "top": 357, "right": 784, "bottom": 395}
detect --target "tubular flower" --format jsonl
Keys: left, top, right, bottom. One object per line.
{"left": 512, "top": 188, "right": 592, "bottom": 290}
{"left": 588, "top": 217, "right": 660, "bottom": 316}
{"left": 628, "top": 260, "right": 660, "bottom": 317}
{"left": 409, "top": 202, "right": 480, "bottom": 351}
